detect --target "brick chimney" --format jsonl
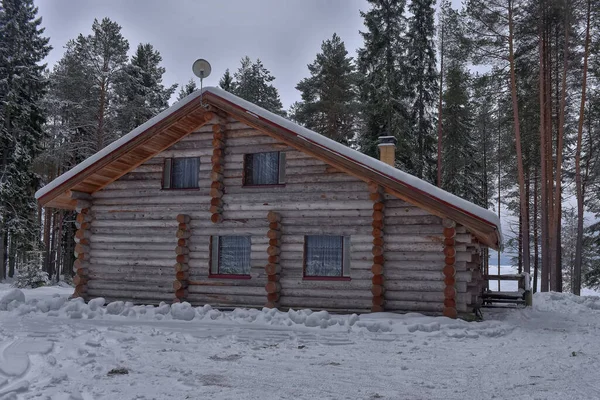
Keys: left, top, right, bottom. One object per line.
{"left": 378, "top": 136, "right": 397, "bottom": 166}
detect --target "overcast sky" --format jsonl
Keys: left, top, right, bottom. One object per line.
{"left": 35, "top": 0, "right": 368, "bottom": 109}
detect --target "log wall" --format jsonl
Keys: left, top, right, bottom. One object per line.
{"left": 85, "top": 116, "right": 486, "bottom": 315}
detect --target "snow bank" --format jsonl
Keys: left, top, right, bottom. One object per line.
{"left": 533, "top": 292, "right": 600, "bottom": 314}
{"left": 0, "top": 289, "right": 519, "bottom": 339}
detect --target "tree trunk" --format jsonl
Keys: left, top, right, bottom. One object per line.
{"left": 545, "top": 21, "right": 555, "bottom": 291}
{"left": 0, "top": 228, "right": 6, "bottom": 281}
{"left": 574, "top": 0, "right": 591, "bottom": 296}
{"left": 8, "top": 236, "right": 15, "bottom": 278}
{"left": 553, "top": 8, "right": 570, "bottom": 293}
{"left": 538, "top": 14, "right": 550, "bottom": 292}
{"left": 437, "top": 21, "right": 444, "bottom": 188}
{"left": 533, "top": 164, "right": 539, "bottom": 293}
{"left": 508, "top": 0, "right": 530, "bottom": 274}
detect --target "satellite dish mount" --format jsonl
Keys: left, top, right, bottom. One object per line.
{"left": 192, "top": 59, "right": 212, "bottom": 107}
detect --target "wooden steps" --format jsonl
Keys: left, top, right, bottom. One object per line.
{"left": 482, "top": 273, "right": 531, "bottom": 308}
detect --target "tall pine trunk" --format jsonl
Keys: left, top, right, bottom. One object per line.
{"left": 437, "top": 22, "right": 444, "bottom": 187}
{"left": 553, "top": 8, "right": 570, "bottom": 293}
{"left": 574, "top": 0, "right": 591, "bottom": 296}
{"left": 508, "top": 0, "right": 531, "bottom": 274}
{"left": 0, "top": 229, "right": 5, "bottom": 281}
{"left": 533, "top": 164, "right": 539, "bottom": 293}
{"left": 539, "top": 13, "right": 550, "bottom": 292}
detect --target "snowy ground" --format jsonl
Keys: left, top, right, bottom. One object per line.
{"left": 1, "top": 283, "right": 600, "bottom": 400}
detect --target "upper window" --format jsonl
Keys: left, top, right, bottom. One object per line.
{"left": 163, "top": 157, "right": 199, "bottom": 189}
{"left": 304, "top": 235, "right": 351, "bottom": 279}
{"left": 210, "top": 236, "right": 251, "bottom": 277}
{"left": 243, "top": 151, "right": 286, "bottom": 186}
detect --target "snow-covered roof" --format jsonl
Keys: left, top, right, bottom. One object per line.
{"left": 36, "top": 86, "right": 502, "bottom": 247}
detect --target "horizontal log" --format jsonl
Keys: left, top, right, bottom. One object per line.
{"left": 209, "top": 205, "right": 223, "bottom": 214}
{"left": 176, "top": 255, "right": 190, "bottom": 263}
{"left": 210, "top": 197, "right": 223, "bottom": 207}
{"left": 442, "top": 218, "right": 457, "bottom": 228}
{"left": 267, "top": 246, "right": 281, "bottom": 256}
{"left": 75, "top": 244, "right": 90, "bottom": 255}
{"left": 76, "top": 213, "right": 93, "bottom": 223}
{"left": 278, "top": 296, "right": 370, "bottom": 311}
{"left": 443, "top": 227, "right": 456, "bottom": 238}
{"left": 175, "top": 246, "right": 189, "bottom": 255}
{"left": 372, "top": 210, "right": 384, "bottom": 221}
{"left": 373, "top": 202, "right": 385, "bottom": 211}
{"left": 76, "top": 200, "right": 92, "bottom": 212}
{"left": 385, "top": 280, "right": 467, "bottom": 292}
{"left": 265, "top": 282, "right": 281, "bottom": 294}
{"left": 73, "top": 275, "right": 88, "bottom": 286}
{"left": 372, "top": 246, "right": 383, "bottom": 256}
{"left": 174, "top": 263, "right": 189, "bottom": 272}
{"left": 185, "top": 293, "right": 266, "bottom": 307}
{"left": 278, "top": 278, "right": 371, "bottom": 291}
{"left": 175, "top": 288, "right": 189, "bottom": 298}
{"left": 177, "top": 214, "right": 191, "bottom": 224}
{"left": 384, "top": 270, "right": 472, "bottom": 283}
{"left": 369, "top": 192, "right": 383, "bottom": 202}
{"left": 75, "top": 284, "right": 88, "bottom": 294}
{"left": 265, "top": 263, "right": 281, "bottom": 275}
{"left": 209, "top": 188, "right": 223, "bottom": 198}
{"left": 371, "top": 285, "right": 384, "bottom": 296}
{"left": 443, "top": 307, "right": 458, "bottom": 318}
{"left": 176, "top": 271, "right": 189, "bottom": 281}
{"left": 444, "top": 286, "right": 457, "bottom": 299}
{"left": 221, "top": 200, "right": 373, "bottom": 212}
{"left": 222, "top": 181, "right": 368, "bottom": 194}
{"left": 267, "top": 230, "right": 281, "bottom": 239}
{"left": 75, "top": 229, "right": 91, "bottom": 240}
{"left": 279, "top": 288, "right": 371, "bottom": 299}
{"left": 176, "top": 229, "right": 192, "bottom": 239}
{"left": 371, "top": 264, "right": 384, "bottom": 275}
{"left": 267, "top": 211, "right": 281, "bottom": 223}
{"left": 173, "top": 280, "right": 189, "bottom": 290}
{"left": 77, "top": 253, "right": 90, "bottom": 261}
{"left": 89, "top": 249, "right": 174, "bottom": 260}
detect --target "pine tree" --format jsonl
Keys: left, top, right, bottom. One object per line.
{"left": 0, "top": 0, "right": 51, "bottom": 280}
{"left": 229, "top": 56, "right": 285, "bottom": 116}
{"left": 177, "top": 79, "right": 197, "bottom": 101}
{"left": 61, "top": 18, "right": 130, "bottom": 158}
{"left": 357, "top": 0, "right": 409, "bottom": 163}
{"left": 219, "top": 69, "right": 233, "bottom": 91}
{"left": 115, "top": 43, "right": 176, "bottom": 133}
{"left": 292, "top": 33, "right": 359, "bottom": 144}
{"left": 441, "top": 64, "right": 477, "bottom": 201}
{"left": 405, "top": 0, "right": 438, "bottom": 182}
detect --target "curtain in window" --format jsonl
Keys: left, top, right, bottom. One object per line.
{"left": 218, "top": 236, "right": 251, "bottom": 275}
{"left": 172, "top": 158, "right": 199, "bottom": 188}
{"left": 246, "top": 152, "right": 279, "bottom": 185}
{"left": 305, "top": 235, "right": 343, "bottom": 277}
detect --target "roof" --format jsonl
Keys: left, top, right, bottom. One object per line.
{"left": 36, "top": 86, "right": 502, "bottom": 249}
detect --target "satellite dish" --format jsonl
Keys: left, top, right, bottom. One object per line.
{"left": 192, "top": 59, "right": 212, "bottom": 79}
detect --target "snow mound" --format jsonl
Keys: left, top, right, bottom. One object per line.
{"left": 0, "top": 289, "right": 25, "bottom": 311}
{"left": 0, "top": 291, "right": 518, "bottom": 338}
{"left": 533, "top": 292, "right": 600, "bottom": 314}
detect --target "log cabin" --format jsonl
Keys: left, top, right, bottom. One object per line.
{"left": 35, "top": 87, "right": 502, "bottom": 318}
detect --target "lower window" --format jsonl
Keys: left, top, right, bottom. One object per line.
{"left": 210, "top": 236, "right": 251, "bottom": 276}
{"left": 304, "top": 235, "right": 351, "bottom": 278}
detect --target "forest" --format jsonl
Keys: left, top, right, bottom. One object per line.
{"left": 0, "top": 0, "right": 598, "bottom": 294}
